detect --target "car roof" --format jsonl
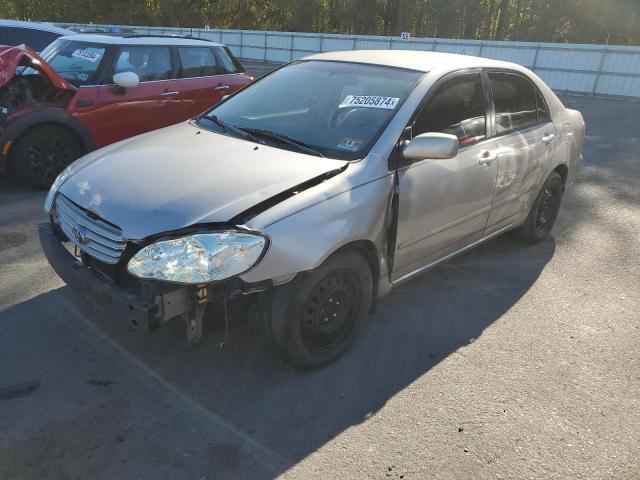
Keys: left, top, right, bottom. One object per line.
{"left": 306, "top": 50, "right": 524, "bottom": 74}
{"left": 58, "top": 33, "right": 224, "bottom": 47}
{"left": 0, "top": 20, "right": 75, "bottom": 35}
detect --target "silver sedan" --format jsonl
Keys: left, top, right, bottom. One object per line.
{"left": 40, "top": 50, "right": 585, "bottom": 370}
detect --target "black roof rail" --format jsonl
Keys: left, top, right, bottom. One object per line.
{"left": 120, "top": 33, "right": 212, "bottom": 41}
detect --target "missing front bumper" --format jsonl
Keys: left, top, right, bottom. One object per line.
{"left": 38, "top": 222, "right": 191, "bottom": 334}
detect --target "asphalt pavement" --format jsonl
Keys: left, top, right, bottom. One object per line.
{"left": 0, "top": 64, "right": 638, "bottom": 479}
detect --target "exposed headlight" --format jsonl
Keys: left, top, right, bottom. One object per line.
{"left": 44, "top": 165, "right": 73, "bottom": 213}
{"left": 127, "top": 231, "right": 268, "bottom": 284}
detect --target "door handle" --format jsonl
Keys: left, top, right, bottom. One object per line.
{"left": 542, "top": 133, "right": 556, "bottom": 144}
{"left": 160, "top": 91, "right": 179, "bottom": 96}
{"left": 478, "top": 150, "right": 497, "bottom": 167}
{"left": 214, "top": 85, "right": 230, "bottom": 91}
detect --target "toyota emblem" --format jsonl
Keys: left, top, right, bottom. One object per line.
{"left": 72, "top": 225, "right": 89, "bottom": 245}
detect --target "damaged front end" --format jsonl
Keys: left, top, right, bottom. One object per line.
{"left": 38, "top": 111, "right": 351, "bottom": 344}
{"left": 0, "top": 45, "right": 75, "bottom": 125}
{"left": 38, "top": 217, "right": 278, "bottom": 344}
{"left": 39, "top": 186, "right": 296, "bottom": 345}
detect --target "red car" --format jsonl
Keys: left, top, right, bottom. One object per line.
{"left": 0, "top": 34, "right": 253, "bottom": 188}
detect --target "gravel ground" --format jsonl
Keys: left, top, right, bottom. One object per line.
{"left": 0, "top": 76, "right": 638, "bottom": 479}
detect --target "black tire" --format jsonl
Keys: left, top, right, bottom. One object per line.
{"left": 278, "top": 250, "right": 373, "bottom": 370}
{"left": 511, "top": 171, "right": 563, "bottom": 244}
{"left": 12, "top": 124, "right": 83, "bottom": 189}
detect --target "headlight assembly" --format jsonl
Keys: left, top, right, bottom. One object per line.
{"left": 127, "top": 231, "right": 267, "bottom": 284}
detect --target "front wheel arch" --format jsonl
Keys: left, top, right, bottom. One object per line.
{"left": 3, "top": 107, "right": 96, "bottom": 177}
{"left": 267, "top": 243, "right": 378, "bottom": 349}
{"left": 10, "top": 120, "right": 86, "bottom": 158}
{"left": 270, "top": 248, "right": 374, "bottom": 369}
{"left": 10, "top": 122, "right": 86, "bottom": 188}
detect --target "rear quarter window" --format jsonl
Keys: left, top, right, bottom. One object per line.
{"left": 214, "top": 46, "right": 244, "bottom": 74}
{"left": 536, "top": 89, "right": 551, "bottom": 123}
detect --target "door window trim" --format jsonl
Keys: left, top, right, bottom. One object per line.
{"left": 391, "top": 67, "right": 554, "bottom": 172}
{"left": 484, "top": 68, "right": 553, "bottom": 137}
{"left": 396, "top": 68, "right": 493, "bottom": 166}
{"left": 175, "top": 46, "right": 221, "bottom": 79}
{"left": 107, "top": 44, "right": 178, "bottom": 84}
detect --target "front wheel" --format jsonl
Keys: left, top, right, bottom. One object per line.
{"left": 277, "top": 250, "right": 373, "bottom": 370}
{"left": 511, "top": 171, "right": 564, "bottom": 244}
{"left": 12, "top": 125, "right": 83, "bottom": 189}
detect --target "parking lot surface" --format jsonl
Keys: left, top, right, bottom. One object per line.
{"left": 1, "top": 62, "right": 639, "bottom": 479}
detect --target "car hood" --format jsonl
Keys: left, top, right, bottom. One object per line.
{"left": 58, "top": 122, "right": 348, "bottom": 240}
{"left": 0, "top": 44, "right": 75, "bottom": 90}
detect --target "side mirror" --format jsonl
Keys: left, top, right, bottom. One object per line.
{"left": 402, "top": 132, "right": 459, "bottom": 162}
{"left": 113, "top": 71, "right": 140, "bottom": 90}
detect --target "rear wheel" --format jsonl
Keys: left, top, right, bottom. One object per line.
{"left": 12, "top": 125, "right": 83, "bottom": 189}
{"left": 277, "top": 250, "right": 373, "bottom": 370}
{"left": 511, "top": 171, "right": 563, "bottom": 244}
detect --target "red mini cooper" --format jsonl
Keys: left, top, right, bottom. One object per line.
{"left": 0, "top": 33, "right": 253, "bottom": 188}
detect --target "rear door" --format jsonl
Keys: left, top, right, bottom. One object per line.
{"left": 177, "top": 46, "right": 226, "bottom": 117}
{"left": 484, "top": 71, "right": 557, "bottom": 235}
{"left": 94, "top": 45, "right": 183, "bottom": 146}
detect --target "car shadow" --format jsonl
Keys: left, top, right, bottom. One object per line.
{"left": 0, "top": 233, "right": 555, "bottom": 478}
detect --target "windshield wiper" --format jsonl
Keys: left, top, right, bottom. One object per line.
{"left": 204, "top": 115, "right": 256, "bottom": 141}
{"left": 242, "top": 128, "right": 325, "bottom": 157}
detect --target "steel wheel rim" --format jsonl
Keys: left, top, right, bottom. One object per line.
{"left": 535, "top": 186, "right": 558, "bottom": 235}
{"left": 300, "top": 269, "right": 361, "bottom": 351}
{"left": 25, "top": 133, "right": 76, "bottom": 183}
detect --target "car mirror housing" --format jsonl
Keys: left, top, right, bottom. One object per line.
{"left": 113, "top": 71, "right": 140, "bottom": 89}
{"left": 402, "top": 132, "right": 459, "bottom": 162}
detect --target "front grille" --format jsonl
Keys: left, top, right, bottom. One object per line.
{"left": 54, "top": 194, "right": 125, "bottom": 264}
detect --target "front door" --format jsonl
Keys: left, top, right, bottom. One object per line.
{"left": 392, "top": 72, "right": 499, "bottom": 283}
{"left": 94, "top": 45, "right": 183, "bottom": 147}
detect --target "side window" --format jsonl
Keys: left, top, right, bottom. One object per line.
{"left": 413, "top": 73, "right": 486, "bottom": 146}
{"left": 114, "top": 47, "right": 172, "bottom": 82}
{"left": 6, "top": 27, "right": 57, "bottom": 51}
{"left": 24, "top": 30, "right": 59, "bottom": 51}
{"left": 489, "top": 72, "right": 538, "bottom": 134}
{"left": 214, "top": 47, "right": 244, "bottom": 74}
{"left": 536, "top": 89, "right": 550, "bottom": 123}
{"left": 0, "top": 27, "right": 7, "bottom": 45}
{"left": 6, "top": 27, "right": 31, "bottom": 46}
{"left": 178, "top": 47, "right": 219, "bottom": 78}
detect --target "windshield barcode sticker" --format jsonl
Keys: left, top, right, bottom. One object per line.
{"left": 71, "top": 49, "right": 100, "bottom": 63}
{"left": 339, "top": 95, "right": 400, "bottom": 109}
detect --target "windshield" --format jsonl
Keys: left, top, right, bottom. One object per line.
{"left": 37, "top": 39, "right": 107, "bottom": 86}
{"left": 199, "top": 60, "right": 422, "bottom": 160}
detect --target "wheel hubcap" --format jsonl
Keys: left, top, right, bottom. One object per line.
{"left": 301, "top": 270, "right": 360, "bottom": 350}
